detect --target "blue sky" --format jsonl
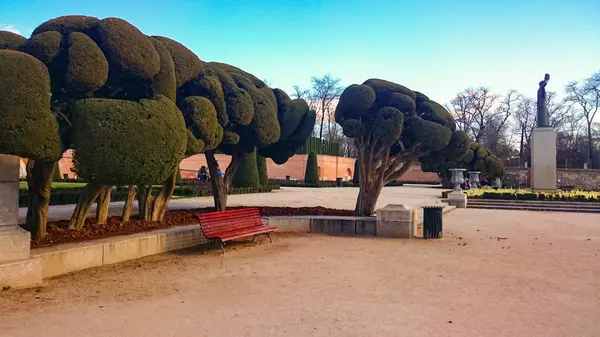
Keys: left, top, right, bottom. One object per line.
{"left": 1, "top": 0, "right": 599, "bottom": 104}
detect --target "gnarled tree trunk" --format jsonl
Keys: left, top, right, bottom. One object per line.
{"left": 440, "top": 172, "right": 453, "bottom": 189}
{"left": 121, "top": 186, "right": 137, "bottom": 221}
{"left": 95, "top": 186, "right": 112, "bottom": 224}
{"left": 150, "top": 168, "right": 178, "bottom": 221}
{"left": 205, "top": 150, "right": 241, "bottom": 211}
{"left": 25, "top": 160, "right": 56, "bottom": 239}
{"left": 137, "top": 184, "right": 153, "bottom": 221}
{"left": 68, "top": 182, "right": 103, "bottom": 230}
{"left": 354, "top": 139, "right": 414, "bottom": 216}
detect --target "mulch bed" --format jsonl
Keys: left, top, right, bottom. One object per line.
{"left": 26, "top": 206, "right": 354, "bottom": 249}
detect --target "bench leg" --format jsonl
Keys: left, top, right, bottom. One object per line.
{"left": 219, "top": 239, "right": 225, "bottom": 254}
{"left": 252, "top": 235, "right": 257, "bottom": 243}
{"left": 266, "top": 232, "right": 272, "bottom": 243}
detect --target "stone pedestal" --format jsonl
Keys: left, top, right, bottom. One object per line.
{"left": 376, "top": 205, "right": 414, "bottom": 238}
{"left": 0, "top": 155, "right": 42, "bottom": 288}
{"left": 531, "top": 127, "right": 557, "bottom": 191}
{"left": 447, "top": 191, "right": 467, "bottom": 208}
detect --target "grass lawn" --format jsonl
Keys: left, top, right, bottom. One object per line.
{"left": 19, "top": 181, "right": 87, "bottom": 190}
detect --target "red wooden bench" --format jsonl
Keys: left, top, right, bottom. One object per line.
{"left": 197, "top": 208, "right": 277, "bottom": 253}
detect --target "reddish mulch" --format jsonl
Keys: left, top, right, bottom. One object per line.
{"left": 26, "top": 206, "right": 353, "bottom": 249}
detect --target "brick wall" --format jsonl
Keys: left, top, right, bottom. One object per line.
{"left": 40, "top": 150, "right": 441, "bottom": 184}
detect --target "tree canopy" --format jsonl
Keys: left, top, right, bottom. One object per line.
{"left": 335, "top": 78, "right": 455, "bottom": 215}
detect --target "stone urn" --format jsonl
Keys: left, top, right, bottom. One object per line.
{"left": 449, "top": 168, "right": 466, "bottom": 192}
{"left": 467, "top": 171, "right": 481, "bottom": 189}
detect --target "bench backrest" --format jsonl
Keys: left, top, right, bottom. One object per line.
{"left": 198, "top": 208, "right": 264, "bottom": 238}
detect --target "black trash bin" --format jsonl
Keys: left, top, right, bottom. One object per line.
{"left": 422, "top": 206, "right": 444, "bottom": 239}
{"left": 336, "top": 177, "right": 343, "bottom": 187}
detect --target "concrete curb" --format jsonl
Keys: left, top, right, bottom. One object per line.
{"left": 31, "top": 207, "right": 457, "bottom": 280}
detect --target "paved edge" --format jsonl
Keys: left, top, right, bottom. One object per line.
{"left": 30, "top": 209, "right": 456, "bottom": 282}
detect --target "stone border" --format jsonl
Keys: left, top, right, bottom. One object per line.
{"left": 30, "top": 206, "right": 456, "bottom": 281}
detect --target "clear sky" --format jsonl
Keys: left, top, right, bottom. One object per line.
{"left": 1, "top": 0, "right": 599, "bottom": 104}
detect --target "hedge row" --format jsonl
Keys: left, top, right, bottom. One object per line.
{"left": 462, "top": 188, "right": 600, "bottom": 202}
{"left": 474, "top": 191, "right": 600, "bottom": 202}
{"left": 268, "top": 179, "right": 404, "bottom": 188}
{"left": 18, "top": 184, "right": 281, "bottom": 207}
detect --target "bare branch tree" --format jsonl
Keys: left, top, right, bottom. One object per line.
{"left": 513, "top": 96, "right": 535, "bottom": 166}
{"left": 311, "top": 74, "right": 343, "bottom": 140}
{"left": 565, "top": 71, "right": 600, "bottom": 168}
{"left": 448, "top": 87, "right": 499, "bottom": 142}
{"left": 292, "top": 85, "right": 309, "bottom": 99}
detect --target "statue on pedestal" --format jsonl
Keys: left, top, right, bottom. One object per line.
{"left": 537, "top": 73, "right": 550, "bottom": 127}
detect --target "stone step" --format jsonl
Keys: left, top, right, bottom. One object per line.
{"left": 467, "top": 204, "right": 600, "bottom": 213}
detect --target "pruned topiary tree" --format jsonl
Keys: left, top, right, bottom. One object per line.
{"left": 180, "top": 62, "right": 315, "bottom": 210}
{"left": 2, "top": 15, "right": 316, "bottom": 236}
{"left": 0, "top": 47, "right": 62, "bottom": 238}
{"left": 232, "top": 148, "right": 260, "bottom": 188}
{"left": 11, "top": 15, "right": 194, "bottom": 232}
{"left": 257, "top": 154, "right": 268, "bottom": 186}
{"left": 304, "top": 152, "right": 319, "bottom": 184}
{"left": 461, "top": 142, "right": 504, "bottom": 181}
{"left": 335, "top": 79, "right": 455, "bottom": 216}
{"left": 420, "top": 131, "right": 471, "bottom": 188}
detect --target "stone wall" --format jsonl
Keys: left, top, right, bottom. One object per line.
{"left": 504, "top": 167, "right": 600, "bottom": 191}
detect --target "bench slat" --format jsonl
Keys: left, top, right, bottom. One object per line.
{"left": 219, "top": 227, "right": 278, "bottom": 241}
{"left": 200, "top": 216, "right": 263, "bottom": 228}
{"left": 205, "top": 225, "right": 277, "bottom": 238}
{"left": 197, "top": 208, "right": 277, "bottom": 244}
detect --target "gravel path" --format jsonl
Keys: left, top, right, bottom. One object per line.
{"left": 2, "top": 209, "right": 599, "bottom": 336}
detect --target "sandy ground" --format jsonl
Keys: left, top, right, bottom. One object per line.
{"left": 18, "top": 185, "right": 443, "bottom": 222}
{"left": 2, "top": 208, "right": 599, "bottom": 336}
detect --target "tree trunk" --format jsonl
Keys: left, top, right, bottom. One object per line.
{"left": 150, "top": 168, "right": 178, "bottom": 221}
{"left": 355, "top": 183, "right": 384, "bottom": 217}
{"left": 205, "top": 151, "right": 228, "bottom": 211}
{"left": 440, "top": 174, "right": 453, "bottom": 189}
{"left": 95, "top": 186, "right": 112, "bottom": 224}
{"left": 587, "top": 123, "right": 593, "bottom": 169}
{"left": 137, "top": 185, "right": 153, "bottom": 221}
{"left": 25, "top": 160, "right": 56, "bottom": 239}
{"left": 68, "top": 182, "right": 103, "bottom": 230}
{"left": 121, "top": 186, "right": 137, "bottom": 221}
{"left": 354, "top": 155, "right": 385, "bottom": 217}
{"left": 519, "top": 128, "right": 525, "bottom": 167}
{"left": 319, "top": 101, "right": 325, "bottom": 140}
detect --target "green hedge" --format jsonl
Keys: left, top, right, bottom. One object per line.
{"left": 304, "top": 152, "right": 319, "bottom": 184}
{"left": 475, "top": 191, "right": 599, "bottom": 202}
{"left": 270, "top": 179, "right": 404, "bottom": 188}
{"left": 18, "top": 184, "right": 281, "bottom": 207}
{"left": 462, "top": 188, "right": 600, "bottom": 202}
{"left": 232, "top": 148, "right": 260, "bottom": 188}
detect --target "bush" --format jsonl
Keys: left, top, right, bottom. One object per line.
{"left": 18, "top": 183, "right": 281, "bottom": 206}
{"left": 0, "top": 50, "right": 62, "bottom": 161}
{"left": 0, "top": 31, "right": 26, "bottom": 50}
{"left": 257, "top": 155, "right": 268, "bottom": 186}
{"left": 71, "top": 96, "right": 187, "bottom": 186}
{"left": 464, "top": 189, "right": 600, "bottom": 202}
{"left": 270, "top": 179, "right": 352, "bottom": 188}
{"left": 87, "top": 17, "right": 160, "bottom": 80}
{"left": 304, "top": 152, "right": 319, "bottom": 184}
{"left": 152, "top": 35, "right": 204, "bottom": 87}
{"left": 232, "top": 148, "right": 260, "bottom": 188}
{"left": 53, "top": 162, "right": 62, "bottom": 182}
